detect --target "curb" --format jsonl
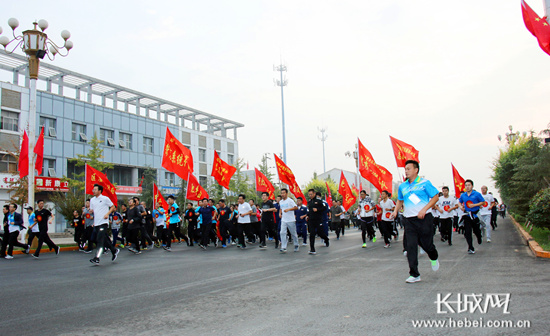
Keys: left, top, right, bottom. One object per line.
{"left": 510, "top": 215, "right": 550, "bottom": 259}
{"left": 12, "top": 245, "right": 80, "bottom": 255}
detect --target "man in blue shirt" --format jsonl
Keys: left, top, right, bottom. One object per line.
{"left": 458, "top": 179, "right": 485, "bottom": 254}
{"left": 197, "top": 198, "right": 216, "bottom": 249}
{"left": 295, "top": 197, "right": 309, "bottom": 246}
{"left": 392, "top": 160, "right": 440, "bottom": 283}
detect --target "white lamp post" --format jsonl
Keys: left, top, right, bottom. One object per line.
{"left": 0, "top": 19, "right": 73, "bottom": 209}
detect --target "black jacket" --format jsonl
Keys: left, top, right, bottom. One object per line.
{"left": 127, "top": 207, "right": 142, "bottom": 230}
{"left": 307, "top": 198, "right": 326, "bottom": 223}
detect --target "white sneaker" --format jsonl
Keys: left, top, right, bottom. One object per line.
{"left": 487, "top": 239, "right": 491, "bottom": 243}
{"left": 5, "top": 255, "right": 14, "bottom": 260}
{"left": 420, "top": 248, "right": 425, "bottom": 255}
{"left": 431, "top": 259, "right": 439, "bottom": 271}
{"left": 294, "top": 246, "right": 299, "bottom": 252}
{"left": 403, "top": 251, "right": 407, "bottom": 257}
{"left": 301, "top": 243, "right": 307, "bottom": 246}
{"left": 406, "top": 276, "right": 421, "bottom": 283}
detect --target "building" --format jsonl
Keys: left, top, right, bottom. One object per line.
{"left": 0, "top": 51, "right": 243, "bottom": 232}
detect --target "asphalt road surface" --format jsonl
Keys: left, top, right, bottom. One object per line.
{"left": 1, "top": 216, "right": 548, "bottom": 336}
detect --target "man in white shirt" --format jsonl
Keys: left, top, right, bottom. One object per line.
{"left": 237, "top": 194, "right": 253, "bottom": 249}
{"left": 278, "top": 188, "right": 299, "bottom": 253}
{"left": 479, "top": 186, "right": 495, "bottom": 243}
{"left": 437, "top": 186, "right": 458, "bottom": 245}
{"left": 358, "top": 190, "right": 376, "bottom": 248}
{"left": 89, "top": 184, "right": 119, "bottom": 265}
{"left": 379, "top": 190, "right": 395, "bottom": 248}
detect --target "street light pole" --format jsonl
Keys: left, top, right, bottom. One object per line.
{"left": 0, "top": 19, "right": 73, "bottom": 209}
{"left": 318, "top": 127, "right": 328, "bottom": 173}
{"left": 274, "top": 63, "right": 288, "bottom": 163}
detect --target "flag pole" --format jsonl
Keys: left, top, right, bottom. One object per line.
{"left": 84, "top": 163, "right": 87, "bottom": 204}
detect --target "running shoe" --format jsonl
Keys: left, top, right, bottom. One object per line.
{"left": 24, "top": 246, "right": 30, "bottom": 254}
{"left": 403, "top": 251, "right": 407, "bottom": 256}
{"left": 259, "top": 245, "right": 266, "bottom": 249}
{"left": 325, "top": 240, "right": 330, "bottom": 247}
{"left": 31, "top": 254, "right": 39, "bottom": 259}
{"left": 280, "top": 249, "right": 287, "bottom": 253}
{"left": 468, "top": 249, "right": 475, "bottom": 254}
{"left": 55, "top": 246, "right": 61, "bottom": 255}
{"left": 294, "top": 246, "right": 299, "bottom": 252}
{"left": 431, "top": 259, "right": 439, "bottom": 271}
{"left": 5, "top": 255, "right": 13, "bottom": 259}
{"left": 301, "top": 243, "right": 307, "bottom": 246}
{"left": 222, "top": 244, "right": 227, "bottom": 248}
{"left": 309, "top": 251, "right": 317, "bottom": 255}
{"left": 487, "top": 239, "right": 491, "bottom": 243}
{"left": 405, "top": 276, "right": 421, "bottom": 283}
{"left": 89, "top": 257, "right": 100, "bottom": 265}
{"left": 384, "top": 244, "right": 390, "bottom": 248}
{"left": 362, "top": 243, "right": 367, "bottom": 248}
{"left": 165, "top": 247, "right": 171, "bottom": 251}
{"left": 372, "top": 237, "right": 377, "bottom": 243}
{"left": 112, "top": 248, "right": 120, "bottom": 261}
{"left": 83, "top": 250, "right": 93, "bottom": 254}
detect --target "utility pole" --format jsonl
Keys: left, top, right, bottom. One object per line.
{"left": 318, "top": 127, "right": 328, "bottom": 173}
{"left": 274, "top": 62, "right": 288, "bottom": 163}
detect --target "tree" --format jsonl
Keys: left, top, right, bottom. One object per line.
{"left": 303, "top": 174, "right": 338, "bottom": 200}
{"left": 227, "top": 158, "right": 255, "bottom": 204}
{"left": 258, "top": 153, "right": 274, "bottom": 182}
{"left": 139, "top": 166, "right": 157, "bottom": 208}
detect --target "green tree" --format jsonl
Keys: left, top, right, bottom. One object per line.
{"left": 139, "top": 166, "right": 157, "bottom": 208}
{"left": 227, "top": 158, "right": 255, "bottom": 204}
{"left": 258, "top": 153, "right": 274, "bottom": 182}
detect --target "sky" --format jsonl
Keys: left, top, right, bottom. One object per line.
{"left": 2, "top": 0, "right": 549, "bottom": 199}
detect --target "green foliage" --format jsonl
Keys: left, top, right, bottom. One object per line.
{"left": 139, "top": 166, "right": 157, "bottom": 208}
{"left": 492, "top": 129, "right": 550, "bottom": 218}
{"left": 527, "top": 188, "right": 550, "bottom": 229}
{"left": 227, "top": 158, "right": 256, "bottom": 204}
{"left": 68, "top": 133, "right": 114, "bottom": 192}
{"left": 303, "top": 175, "right": 338, "bottom": 201}
{"left": 258, "top": 153, "right": 274, "bottom": 182}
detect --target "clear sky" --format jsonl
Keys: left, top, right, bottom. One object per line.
{"left": 2, "top": 0, "right": 549, "bottom": 199}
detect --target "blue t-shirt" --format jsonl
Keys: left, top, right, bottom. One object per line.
{"left": 198, "top": 206, "right": 216, "bottom": 225}
{"left": 398, "top": 176, "right": 439, "bottom": 218}
{"left": 169, "top": 202, "right": 181, "bottom": 224}
{"left": 295, "top": 205, "right": 308, "bottom": 225}
{"left": 458, "top": 190, "right": 485, "bottom": 215}
{"left": 152, "top": 208, "right": 166, "bottom": 227}
{"left": 274, "top": 202, "right": 281, "bottom": 223}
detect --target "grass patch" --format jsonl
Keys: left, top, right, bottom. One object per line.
{"left": 521, "top": 221, "right": 550, "bottom": 251}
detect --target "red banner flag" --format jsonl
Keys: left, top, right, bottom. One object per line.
{"left": 338, "top": 171, "right": 356, "bottom": 211}
{"left": 153, "top": 183, "right": 169, "bottom": 212}
{"left": 360, "top": 182, "right": 363, "bottom": 193}
{"left": 211, "top": 151, "right": 237, "bottom": 189}
{"left": 85, "top": 164, "right": 118, "bottom": 206}
{"left": 352, "top": 184, "right": 359, "bottom": 195}
{"left": 288, "top": 179, "right": 307, "bottom": 205}
{"left": 522, "top": 0, "right": 550, "bottom": 55}
{"left": 325, "top": 181, "right": 333, "bottom": 207}
{"left": 186, "top": 173, "right": 209, "bottom": 201}
{"left": 389, "top": 136, "right": 419, "bottom": 168}
{"left": 451, "top": 163, "right": 466, "bottom": 198}
{"left": 274, "top": 154, "right": 296, "bottom": 185}
{"left": 255, "top": 168, "right": 275, "bottom": 200}
{"left": 19, "top": 131, "right": 29, "bottom": 179}
{"left": 358, "top": 139, "right": 393, "bottom": 194}
{"left": 162, "top": 127, "right": 193, "bottom": 180}
{"left": 34, "top": 126, "right": 44, "bottom": 175}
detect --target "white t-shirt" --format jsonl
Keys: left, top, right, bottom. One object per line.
{"left": 437, "top": 196, "right": 457, "bottom": 219}
{"left": 479, "top": 193, "right": 494, "bottom": 216}
{"left": 279, "top": 197, "right": 297, "bottom": 222}
{"left": 339, "top": 206, "right": 346, "bottom": 220}
{"left": 359, "top": 197, "right": 375, "bottom": 217}
{"left": 29, "top": 213, "right": 39, "bottom": 233}
{"left": 238, "top": 202, "right": 252, "bottom": 224}
{"left": 90, "top": 195, "right": 113, "bottom": 226}
{"left": 379, "top": 199, "right": 395, "bottom": 222}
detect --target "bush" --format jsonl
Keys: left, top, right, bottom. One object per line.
{"left": 527, "top": 188, "right": 550, "bottom": 229}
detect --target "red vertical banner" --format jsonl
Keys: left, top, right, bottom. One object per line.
{"left": 358, "top": 138, "right": 393, "bottom": 194}
{"left": 153, "top": 183, "right": 169, "bottom": 211}
{"left": 85, "top": 164, "right": 118, "bottom": 206}
{"left": 389, "top": 136, "right": 420, "bottom": 168}
{"left": 19, "top": 131, "right": 29, "bottom": 179}
{"left": 255, "top": 168, "right": 275, "bottom": 200}
{"left": 211, "top": 151, "right": 237, "bottom": 189}
{"left": 34, "top": 126, "right": 44, "bottom": 175}
{"left": 162, "top": 127, "right": 194, "bottom": 180}
{"left": 274, "top": 154, "right": 296, "bottom": 185}
{"left": 338, "top": 171, "right": 356, "bottom": 211}
{"left": 325, "top": 181, "right": 333, "bottom": 207}
{"left": 451, "top": 163, "right": 466, "bottom": 198}
{"left": 186, "top": 173, "right": 209, "bottom": 201}
{"left": 288, "top": 179, "right": 307, "bottom": 205}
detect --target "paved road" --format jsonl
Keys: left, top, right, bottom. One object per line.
{"left": 0, "top": 216, "right": 548, "bottom": 336}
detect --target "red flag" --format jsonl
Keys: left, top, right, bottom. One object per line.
{"left": 352, "top": 184, "right": 359, "bottom": 195}
{"left": 325, "top": 181, "right": 333, "bottom": 207}
{"left": 338, "top": 171, "right": 356, "bottom": 211}
{"left": 274, "top": 154, "right": 296, "bottom": 185}
{"left": 186, "top": 173, "right": 209, "bottom": 201}
{"left": 138, "top": 175, "right": 144, "bottom": 188}
{"left": 85, "top": 164, "right": 118, "bottom": 206}
{"left": 288, "top": 179, "right": 307, "bottom": 206}
{"left": 358, "top": 139, "right": 393, "bottom": 194}
{"left": 153, "top": 183, "right": 169, "bottom": 212}
{"left": 451, "top": 163, "right": 466, "bottom": 198}
{"left": 522, "top": 0, "right": 550, "bottom": 55}
{"left": 389, "top": 136, "right": 420, "bottom": 168}
{"left": 255, "top": 168, "right": 275, "bottom": 200}
{"left": 162, "top": 127, "right": 193, "bottom": 180}
{"left": 359, "top": 182, "right": 363, "bottom": 193}
{"left": 19, "top": 131, "right": 29, "bottom": 179}
{"left": 211, "top": 151, "right": 237, "bottom": 189}
{"left": 34, "top": 126, "right": 44, "bottom": 175}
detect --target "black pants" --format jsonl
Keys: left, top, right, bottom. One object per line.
{"left": 236, "top": 223, "right": 252, "bottom": 247}
{"left": 127, "top": 227, "right": 141, "bottom": 251}
{"left": 308, "top": 220, "right": 329, "bottom": 253}
{"left": 360, "top": 217, "right": 375, "bottom": 243}
{"left": 463, "top": 214, "right": 482, "bottom": 251}
{"left": 333, "top": 221, "right": 342, "bottom": 238}
{"left": 259, "top": 220, "right": 278, "bottom": 246}
{"left": 220, "top": 221, "right": 236, "bottom": 246}
{"left": 85, "top": 226, "right": 95, "bottom": 251}
{"left": 156, "top": 226, "right": 169, "bottom": 246}
{"left": 27, "top": 231, "right": 40, "bottom": 247}
{"left": 491, "top": 212, "right": 498, "bottom": 229}
{"left": 379, "top": 220, "right": 393, "bottom": 245}
{"left": 74, "top": 228, "right": 86, "bottom": 248}
{"left": 140, "top": 225, "right": 153, "bottom": 248}
{"left": 432, "top": 217, "right": 440, "bottom": 236}
{"left": 34, "top": 231, "right": 58, "bottom": 256}
{"left": 188, "top": 224, "right": 198, "bottom": 245}
{"left": 7, "top": 231, "right": 29, "bottom": 256}
{"left": 0, "top": 225, "right": 9, "bottom": 257}
{"left": 403, "top": 214, "right": 438, "bottom": 277}
{"left": 440, "top": 217, "right": 453, "bottom": 244}
{"left": 94, "top": 224, "right": 116, "bottom": 259}
{"left": 201, "top": 222, "right": 212, "bottom": 246}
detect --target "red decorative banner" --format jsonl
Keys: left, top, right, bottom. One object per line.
{"left": 255, "top": 168, "right": 275, "bottom": 200}
{"left": 451, "top": 163, "right": 466, "bottom": 198}
{"left": 186, "top": 173, "right": 209, "bottom": 201}
{"left": 325, "top": 181, "right": 333, "bottom": 208}
{"left": 162, "top": 127, "right": 193, "bottom": 180}
{"left": 389, "top": 135, "right": 419, "bottom": 168}
{"left": 338, "top": 171, "right": 356, "bottom": 211}
{"left": 211, "top": 151, "right": 237, "bottom": 189}
{"left": 85, "top": 164, "right": 118, "bottom": 206}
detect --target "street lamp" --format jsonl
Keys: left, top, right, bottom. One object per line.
{"left": 0, "top": 18, "right": 73, "bottom": 209}
{"left": 344, "top": 144, "right": 360, "bottom": 191}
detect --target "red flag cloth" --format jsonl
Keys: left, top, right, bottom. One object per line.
{"left": 359, "top": 182, "right": 363, "bottom": 193}
{"left": 211, "top": 151, "right": 237, "bottom": 189}
{"left": 522, "top": 0, "right": 550, "bottom": 55}
{"left": 34, "top": 126, "right": 44, "bottom": 175}
{"left": 85, "top": 164, "right": 118, "bottom": 206}
{"left": 352, "top": 184, "right": 359, "bottom": 195}
{"left": 186, "top": 173, "right": 209, "bottom": 201}
{"left": 338, "top": 171, "right": 356, "bottom": 211}
{"left": 325, "top": 181, "right": 333, "bottom": 207}
{"left": 358, "top": 138, "right": 393, "bottom": 194}
{"left": 153, "top": 183, "right": 169, "bottom": 212}
{"left": 288, "top": 179, "right": 307, "bottom": 206}
{"left": 274, "top": 154, "right": 296, "bottom": 185}
{"left": 162, "top": 127, "right": 193, "bottom": 180}
{"left": 389, "top": 136, "right": 420, "bottom": 168}
{"left": 19, "top": 131, "right": 29, "bottom": 179}
{"left": 216, "top": 221, "right": 223, "bottom": 241}
{"left": 255, "top": 168, "right": 275, "bottom": 200}
{"left": 451, "top": 163, "right": 466, "bottom": 198}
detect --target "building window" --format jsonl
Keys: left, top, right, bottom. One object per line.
{"left": 0, "top": 154, "right": 17, "bottom": 173}
{"left": 43, "top": 158, "right": 56, "bottom": 177}
{"left": 143, "top": 137, "right": 153, "bottom": 153}
{"left": 228, "top": 154, "right": 234, "bottom": 165}
{"left": 0, "top": 110, "right": 19, "bottom": 132}
{"left": 107, "top": 167, "right": 132, "bottom": 186}
{"left": 165, "top": 172, "right": 175, "bottom": 187}
{"left": 72, "top": 123, "right": 87, "bottom": 142}
{"left": 67, "top": 161, "right": 85, "bottom": 181}
{"left": 39, "top": 117, "right": 57, "bottom": 137}
{"left": 199, "top": 176, "right": 207, "bottom": 187}
{"left": 100, "top": 128, "right": 115, "bottom": 147}
{"left": 120, "top": 132, "right": 132, "bottom": 150}
{"left": 199, "top": 148, "right": 206, "bottom": 162}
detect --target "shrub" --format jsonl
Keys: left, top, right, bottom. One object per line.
{"left": 527, "top": 188, "right": 550, "bottom": 229}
